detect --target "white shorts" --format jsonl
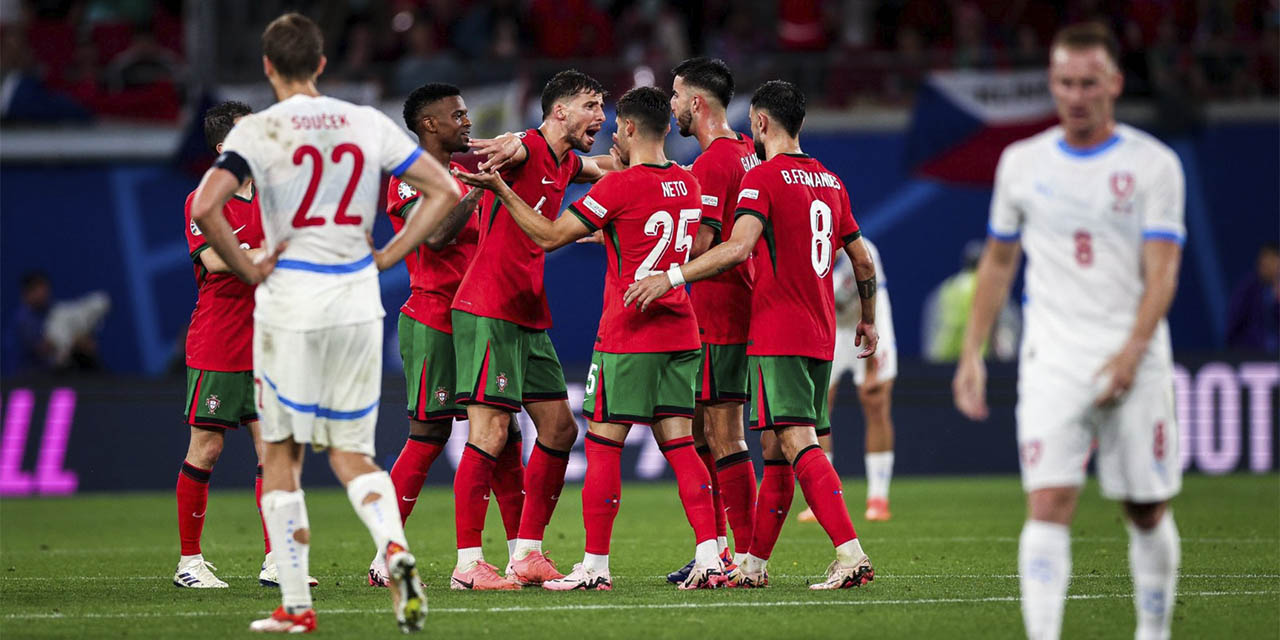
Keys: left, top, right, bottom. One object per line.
{"left": 1016, "top": 361, "right": 1181, "bottom": 502}
{"left": 832, "top": 327, "right": 898, "bottom": 387}
{"left": 254, "top": 320, "right": 383, "bottom": 456}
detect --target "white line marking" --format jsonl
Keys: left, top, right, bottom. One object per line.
{"left": 3, "top": 590, "right": 1275, "bottom": 620}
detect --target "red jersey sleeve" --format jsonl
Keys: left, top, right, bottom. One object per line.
{"left": 184, "top": 191, "right": 206, "bottom": 260}
{"left": 836, "top": 183, "right": 861, "bottom": 246}
{"left": 732, "top": 167, "right": 772, "bottom": 228}
{"left": 499, "top": 129, "right": 539, "bottom": 183}
{"left": 566, "top": 172, "right": 627, "bottom": 231}
{"left": 690, "top": 160, "right": 728, "bottom": 234}
{"left": 386, "top": 177, "right": 423, "bottom": 218}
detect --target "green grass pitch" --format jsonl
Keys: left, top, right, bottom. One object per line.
{"left": 2, "top": 474, "right": 1277, "bottom": 638}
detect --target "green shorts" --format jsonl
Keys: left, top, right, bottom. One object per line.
{"left": 696, "top": 342, "right": 748, "bottom": 404}
{"left": 583, "top": 349, "right": 699, "bottom": 425}
{"left": 748, "top": 355, "right": 833, "bottom": 431}
{"left": 184, "top": 368, "right": 257, "bottom": 429}
{"left": 452, "top": 310, "right": 569, "bottom": 411}
{"left": 400, "top": 313, "right": 466, "bottom": 422}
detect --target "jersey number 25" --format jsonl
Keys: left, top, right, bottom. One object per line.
{"left": 636, "top": 209, "right": 700, "bottom": 281}
{"left": 291, "top": 143, "right": 365, "bottom": 228}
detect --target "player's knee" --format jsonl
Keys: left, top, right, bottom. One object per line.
{"left": 1122, "top": 501, "right": 1166, "bottom": 530}
{"left": 189, "top": 432, "right": 225, "bottom": 468}
{"left": 858, "top": 383, "right": 888, "bottom": 410}
{"left": 1027, "top": 488, "right": 1077, "bottom": 524}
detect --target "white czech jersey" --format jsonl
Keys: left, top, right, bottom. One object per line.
{"left": 221, "top": 94, "right": 422, "bottom": 330}
{"left": 834, "top": 239, "right": 894, "bottom": 343}
{"left": 989, "top": 123, "right": 1185, "bottom": 379}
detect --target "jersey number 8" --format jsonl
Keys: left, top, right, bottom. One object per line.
{"left": 810, "top": 200, "right": 833, "bottom": 277}
{"left": 636, "top": 209, "right": 700, "bottom": 281}
{"left": 291, "top": 143, "right": 365, "bottom": 228}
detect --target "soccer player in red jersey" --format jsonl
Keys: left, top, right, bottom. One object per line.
{"left": 664, "top": 57, "right": 761, "bottom": 582}
{"left": 367, "top": 82, "right": 526, "bottom": 587}
{"left": 627, "top": 80, "right": 880, "bottom": 590}
{"left": 447, "top": 70, "right": 615, "bottom": 588}
{"left": 458, "top": 86, "right": 723, "bottom": 591}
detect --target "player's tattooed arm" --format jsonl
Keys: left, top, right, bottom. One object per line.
{"left": 420, "top": 188, "right": 483, "bottom": 251}
{"left": 623, "top": 212, "right": 762, "bottom": 311}
{"left": 470, "top": 133, "right": 528, "bottom": 173}
{"left": 857, "top": 275, "right": 877, "bottom": 300}
{"left": 453, "top": 168, "right": 590, "bottom": 251}
{"left": 843, "top": 237, "right": 879, "bottom": 358}
{"left": 378, "top": 153, "right": 462, "bottom": 270}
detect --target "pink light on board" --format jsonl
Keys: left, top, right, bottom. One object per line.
{"left": 0, "top": 389, "right": 35, "bottom": 495}
{"left": 35, "top": 388, "right": 78, "bottom": 495}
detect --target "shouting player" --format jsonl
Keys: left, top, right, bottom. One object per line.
{"left": 447, "top": 70, "right": 613, "bottom": 589}
{"left": 665, "top": 57, "right": 760, "bottom": 582}
{"left": 627, "top": 80, "right": 877, "bottom": 590}
{"left": 952, "top": 23, "right": 1184, "bottom": 640}
{"left": 189, "top": 13, "right": 460, "bottom": 633}
{"left": 367, "top": 83, "right": 503, "bottom": 587}
{"left": 797, "top": 237, "right": 897, "bottom": 523}
{"left": 457, "top": 86, "right": 721, "bottom": 591}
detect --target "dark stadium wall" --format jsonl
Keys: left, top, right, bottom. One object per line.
{"left": 1, "top": 123, "right": 1276, "bottom": 377}
{"left": 0, "top": 356, "right": 1274, "bottom": 494}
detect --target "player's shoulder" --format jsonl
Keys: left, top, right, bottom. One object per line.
{"left": 1005, "top": 125, "right": 1061, "bottom": 160}
{"left": 1116, "top": 123, "right": 1181, "bottom": 169}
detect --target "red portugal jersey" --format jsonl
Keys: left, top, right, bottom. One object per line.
{"left": 689, "top": 133, "right": 760, "bottom": 344}
{"left": 452, "top": 128, "right": 584, "bottom": 329}
{"left": 733, "top": 154, "right": 861, "bottom": 361}
{"left": 567, "top": 163, "right": 702, "bottom": 354}
{"left": 386, "top": 162, "right": 479, "bottom": 334}
{"left": 184, "top": 187, "right": 264, "bottom": 371}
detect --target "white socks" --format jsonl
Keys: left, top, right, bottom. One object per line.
{"left": 1128, "top": 511, "right": 1180, "bottom": 640}
{"left": 346, "top": 471, "right": 408, "bottom": 554}
{"left": 456, "top": 547, "right": 484, "bottom": 570}
{"left": 716, "top": 536, "right": 729, "bottom": 554}
{"left": 835, "top": 538, "right": 865, "bottom": 565}
{"left": 1019, "top": 520, "right": 1071, "bottom": 640}
{"left": 507, "top": 539, "right": 517, "bottom": 561}
{"left": 865, "top": 451, "right": 894, "bottom": 500}
{"left": 513, "top": 538, "right": 542, "bottom": 560}
{"left": 740, "top": 553, "right": 767, "bottom": 575}
{"left": 695, "top": 539, "right": 720, "bottom": 566}
{"left": 583, "top": 552, "right": 609, "bottom": 573}
{"left": 262, "top": 490, "right": 312, "bottom": 614}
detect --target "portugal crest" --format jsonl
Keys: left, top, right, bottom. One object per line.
{"left": 205, "top": 394, "right": 221, "bottom": 415}
{"left": 496, "top": 372, "right": 509, "bottom": 393}
{"left": 435, "top": 387, "right": 449, "bottom": 407}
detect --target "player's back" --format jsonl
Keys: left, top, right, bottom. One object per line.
{"left": 221, "top": 94, "right": 424, "bottom": 330}
{"left": 991, "top": 124, "right": 1184, "bottom": 372}
{"left": 736, "top": 153, "right": 861, "bottom": 360}
{"left": 567, "top": 163, "right": 701, "bottom": 354}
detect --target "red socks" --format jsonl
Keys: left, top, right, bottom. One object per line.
{"left": 749, "top": 459, "right": 794, "bottom": 560}
{"left": 516, "top": 441, "right": 569, "bottom": 541}
{"left": 582, "top": 433, "right": 624, "bottom": 555}
{"left": 715, "top": 452, "right": 757, "bottom": 556}
{"left": 661, "top": 436, "right": 717, "bottom": 545}
{"left": 390, "top": 435, "right": 446, "bottom": 523}
{"left": 696, "top": 446, "right": 727, "bottom": 541}
{"left": 491, "top": 434, "right": 525, "bottom": 542}
{"left": 453, "top": 443, "right": 496, "bottom": 549}
{"left": 793, "top": 445, "right": 857, "bottom": 547}
{"left": 255, "top": 465, "right": 270, "bottom": 554}
{"left": 176, "top": 462, "right": 211, "bottom": 556}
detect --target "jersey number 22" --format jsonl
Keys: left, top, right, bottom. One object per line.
{"left": 291, "top": 143, "right": 365, "bottom": 228}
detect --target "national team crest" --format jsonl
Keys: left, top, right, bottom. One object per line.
{"left": 205, "top": 394, "right": 221, "bottom": 415}
{"left": 1110, "top": 171, "right": 1135, "bottom": 213}
{"left": 397, "top": 181, "right": 418, "bottom": 200}
{"left": 496, "top": 373, "right": 509, "bottom": 393}
{"left": 435, "top": 387, "right": 449, "bottom": 407}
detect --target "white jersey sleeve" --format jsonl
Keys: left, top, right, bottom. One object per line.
{"left": 1138, "top": 151, "right": 1186, "bottom": 244}
{"left": 988, "top": 144, "right": 1024, "bottom": 241}
{"left": 371, "top": 108, "right": 423, "bottom": 177}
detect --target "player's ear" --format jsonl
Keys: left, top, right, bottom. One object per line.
{"left": 314, "top": 55, "right": 327, "bottom": 79}
{"left": 1110, "top": 69, "right": 1125, "bottom": 99}
{"left": 262, "top": 55, "right": 272, "bottom": 79}
{"left": 216, "top": 141, "right": 224, "bottom": 155}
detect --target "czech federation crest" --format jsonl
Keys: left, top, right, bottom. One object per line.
{"left": 205, "top": 394, "right": 221, "bottom": 415}
{"left": 1110, "top": 171, "right": 1135, "bottom": 213}
{"left": 397, "top": 181, "right": 418, "bottom": 200}
{"left": 496, "top": 373, "right": 509, "bottom": 393}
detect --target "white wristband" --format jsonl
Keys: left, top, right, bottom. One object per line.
{"left": 666, "top": 266, "right": 686, "bottom": 289}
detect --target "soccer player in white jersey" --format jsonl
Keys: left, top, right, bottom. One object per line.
{"left": 797, "top": 237, "right": 897, "bottom": 523}
{"left": 952, "top": 23, "right": 1185, "bottom": 640}
{"left": 189, "top": 13, "right": 460, "bottom": 634}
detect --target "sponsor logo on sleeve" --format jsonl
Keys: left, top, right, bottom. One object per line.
{"left": 701, "top": 195, "right": 719, "bottom": 207}
{"left": 583, "top": 195, "right": 608, "bottom": 218}
{"left": 738, "top": 188, "right": 759, "bottom": 201}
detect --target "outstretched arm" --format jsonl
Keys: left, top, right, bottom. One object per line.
{"left": 623, "top": 214, "right": 763, "bottom": 311}
{"left": 454, "top": 169, "right": 591, "bottom": 251}
{"left": 952, "top": 238, "right": 1022, "bottom": 420}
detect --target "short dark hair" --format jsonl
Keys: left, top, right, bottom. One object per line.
{"left": 262, "top": 13, "right": 324, "bottom": 81}
{"left": 403, "top": 83, "right": 461, "bottom": 135}
{"left": 616, "top": 86, "right": 671, "bottom": 138}
{"left": 540, "top": 69, "right": 606, "bottom": 120}
{"left": 1051, "top": 22, "right": 1121, "bottom": 68}
{"left": 672, "top": 57, "right": 734, "bottom": 108}
{"left": 203, "top": 101, "right": 253, "bottom": 152}
{"left": 750, "top": 80, "right": 806, "bottom": 137}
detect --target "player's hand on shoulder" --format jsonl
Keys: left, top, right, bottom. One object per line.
{"left": 855, "top": 320, "right": 878, "bottom": 359}
{"left": 623, "top": 273, "right": 673, "bottom": 312}
{"left": 952, "top": 353, "right": 989, "bottom": 421}
{"left": 470, "top": 132, "right": 524, "bottom": 172}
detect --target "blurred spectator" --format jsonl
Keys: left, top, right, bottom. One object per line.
{"left": 950, "top": 1, "right": 993, "bottom": 69}
{"left": 6, "top": 272, "right": 110, "bottom": 375}
{"left": 393, "top": 16, "right": 461, "bottom": 95}
{"left": 0, "top": 23, "right": 92, "bottom": 122}
{"left": 333, "top": 19, "right": 377, "bottom": 83}
{"left": 1226, "top": 243, "right": 1280, "bottom": 354}
{"left": 922, "top": 240, "right": 1019, "bottom": 362}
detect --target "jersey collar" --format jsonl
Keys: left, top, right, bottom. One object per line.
{"left": 1056, "top": 133, "right": 1122, "bottom": 158}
